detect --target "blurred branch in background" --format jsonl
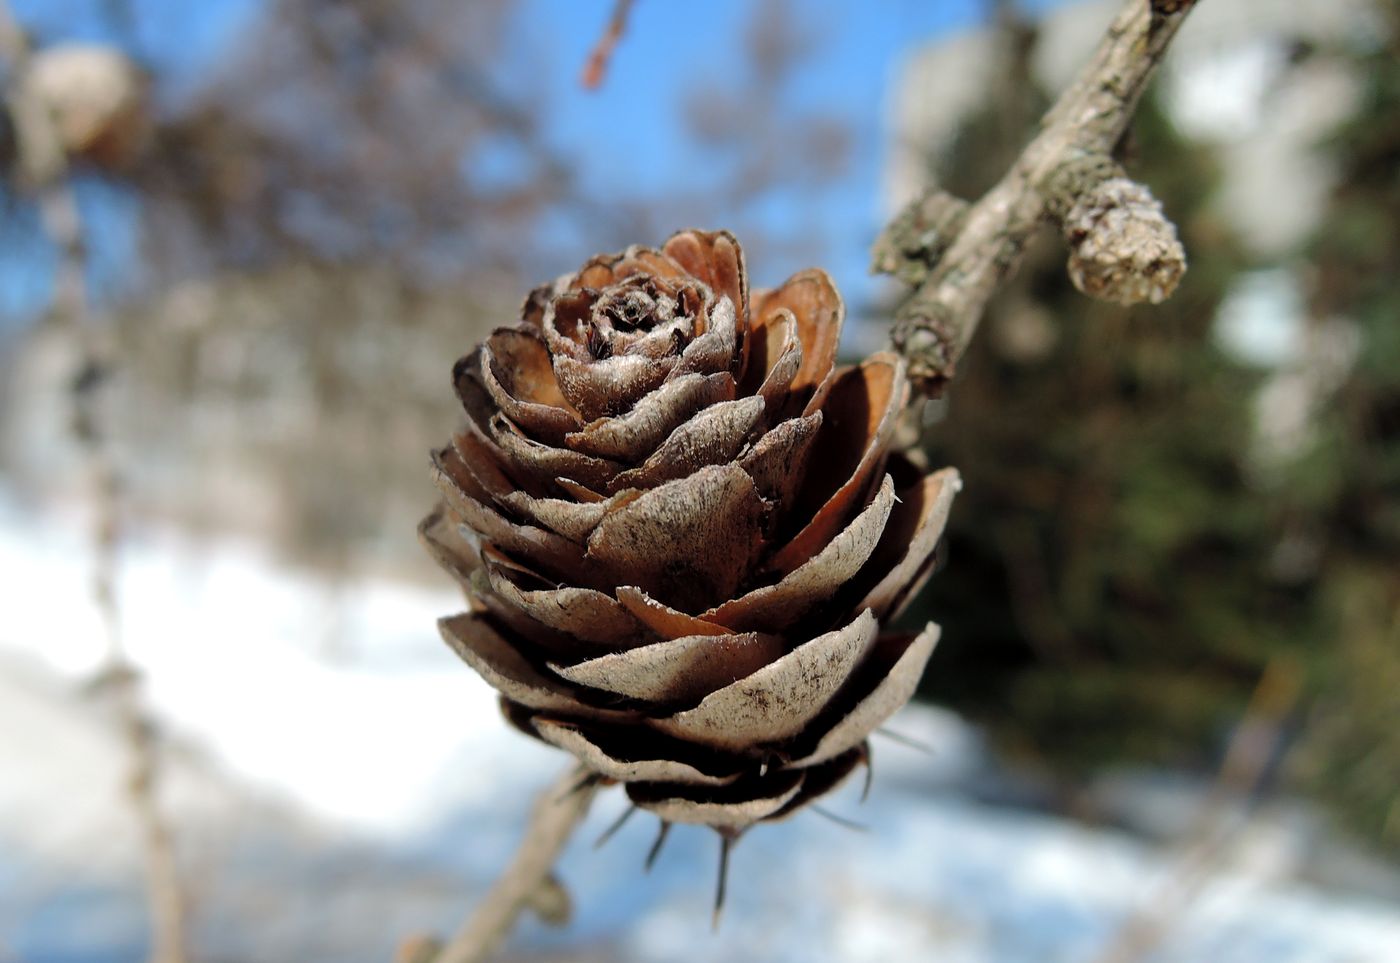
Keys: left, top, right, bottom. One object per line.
{"left": 0, "top": 4, "right": 188, "bottom": 962}
{"left": 427, "top": 769, "right": 596, "bottom": 963}
{"left": 0, "top": 0, "right": 615, "bottom": 598}
{"left": 580, "top": 0, "right": 636, "bottom": 90}
{"left": 126, "top": 0, "right": 636, "bottom": 282}
{"left": 1091, "top": 657, "right": 1302, "bottom": 963}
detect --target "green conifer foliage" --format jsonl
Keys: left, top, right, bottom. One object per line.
{"left": 907, "top": 22, "right": 1296, "bottom": 777}
{"left": 908, "top": 9, "right": 1399, "bottom": 852}
{"left": 1286, "top": 1, "right": 1400, "bottom": 849}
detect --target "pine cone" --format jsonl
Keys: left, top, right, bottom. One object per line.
{"left": 422, "top": 229, "right": 959, "bottom": 835}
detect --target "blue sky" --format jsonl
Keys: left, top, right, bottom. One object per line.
{"left": 10, "top": 0, "right": 259, "bottom": 83}
{"left": 508, "top": 0, "right": 1033, "bottom": 305}
{"left": 2, "top": 0, "right": 1074, "bottom": 326}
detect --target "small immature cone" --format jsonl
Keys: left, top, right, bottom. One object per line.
{"left": 423, "top": 230, "right": 960, "bottom": 832}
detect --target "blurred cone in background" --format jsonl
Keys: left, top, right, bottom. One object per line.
{"left": 13, "top": 43, "right": 149, "bottom": 183}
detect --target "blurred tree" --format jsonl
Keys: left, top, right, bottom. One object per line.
{"left": 902, "top": 1, "right": 1400, "bottom": 855}
{"left": 0, "top": 0, "right": 854, "bottom": 583}
{"left": 128, "top": 0, "right": 633, "bottom": 283}
{"left": 1285, "top": 0, "right": 1400, "bottom": 850}
{"left": 904, "top": 8, "right": 1302, "bottom": 779}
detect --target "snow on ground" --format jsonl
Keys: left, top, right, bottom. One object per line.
{"left": 3, "top": 488, "right": 1400, "bottom": 962}
{"left": 0, "top": 489, "right": 558, "bottom": 838}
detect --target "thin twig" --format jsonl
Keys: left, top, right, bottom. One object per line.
{"left": 0, "top": 8, "right": 189, "bottom": 963}
{"left": 1088, "top": 657, "right": 1303, "bottom": 963}
{"left": 430, "top": 766, "right": 598, "bottom": 963}
{"left": 580, "top": 0, "right": 636, "bottom": 90}
{"left": 880, "top": 0, "right": 1201, "bottom": 395}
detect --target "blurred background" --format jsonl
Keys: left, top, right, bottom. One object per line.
{"left": 0, "top": 0, "right": 1397, "bottom": 960}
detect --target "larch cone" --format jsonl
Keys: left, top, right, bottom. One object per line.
{"left": 422, "top": 229, "right": 959, "bottom": 840}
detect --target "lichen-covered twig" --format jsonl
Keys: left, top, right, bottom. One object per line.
{"left": 0, "top": 7, "right": 189, "bottom": 963}
{"left": 426, "top": 768, "right": 597, "bottom": 963}
{"left": 1041, "top": 154, "right": 1185, "bottom": 305}
{"left": 879, "top": 0, "right": 1200, "bottom": 395}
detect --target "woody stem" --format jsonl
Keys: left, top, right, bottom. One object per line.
{"left": 431, "top": 767, "right": 598, "bottom": 963}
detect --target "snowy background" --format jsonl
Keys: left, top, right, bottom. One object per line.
{"left": 4, "top": 489, "right": 1399, "bottom": 962}
{"left": 2, "top": 0, "right": 1399, "bottom": 960}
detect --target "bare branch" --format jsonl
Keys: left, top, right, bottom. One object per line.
{"left": 581, "top": 0, "right": 637, "bottom": 91}
{"left": 0, "top": 6, "right": 189, "bottom": 962}
{"left": 424, "top": 767, "right": 598, "bottom": 963}
{"left": 880, "top": 0, "right": 1201, "bottom": 395}
{"left": 1089, "top": 657, "right": 1303, "bottom": 963}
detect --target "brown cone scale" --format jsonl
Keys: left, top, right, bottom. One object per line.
{"left": 422, "top": 229, "right": 960, "bottom": 834}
